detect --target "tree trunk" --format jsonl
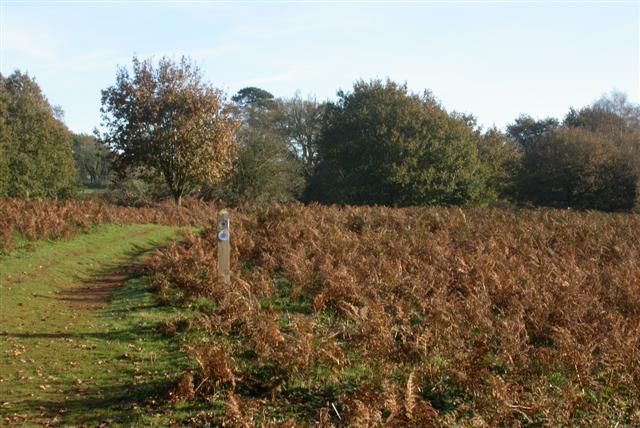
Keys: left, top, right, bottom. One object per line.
{"left": 176, "top": 194, "right": 182, "bottom": 206}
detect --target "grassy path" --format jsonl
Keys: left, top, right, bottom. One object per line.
{"left": 0, "top": 224, "right": 191, "bottom": 426}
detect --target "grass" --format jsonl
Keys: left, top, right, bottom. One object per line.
{"left": 3, "top": 204, "right": 639, "bottom": 426}
{"left": 0, "top": 224, "right": 199, "bottom": 426}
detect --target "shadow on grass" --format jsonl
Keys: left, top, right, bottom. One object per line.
{"left": 14, "top": 379, "right": 176, "bottom": 426}
{"left": 1, "top": 325, "right": 184, "bottom": 426}
{"left": 0, "top": 326, "right": 160, "bottom": 341}
{"left": 1, "top": 237, "right": 189, "bottom": 425}
{"left": 30, "top": 241, "right": 163, "bottom": 309}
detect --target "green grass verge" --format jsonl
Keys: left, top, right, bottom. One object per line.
{"left": 0, "top": 224, "right": 199, "bottom": 426}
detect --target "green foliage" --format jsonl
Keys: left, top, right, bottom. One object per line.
{"left": 231, "top": 86, "right": 275, "bottom": 110}
{"left": 510, "top": 93, "right": 640, "bottom": 211}
{"left": 520, "top": 127, "right": 636, "bottom": 211}
{"left": 222, "top": 128, "right": 305, "bottom": 206}
{"left": 107, "top": 175, "right": 155, "bottom": 207}
{"left": 211, "top": 87, "right": 305, "bottom": 205}
{"left": 71, "top": 133, "right": 112, "bottom": 186}
{"left": 99, "top": 56, "right": 238, "bottom": 205}
{"left": 473, "top": 127, "right": 522, "bottom": 201}
{"left": 0, "top": 83, "right": 10, "bottom": 197}
{"left": 0, "top": 71, "right": 76, "bottom": 198}
{"left": 308, "top": 79, "right": 492, "bottom": 206}
{"left": 506, "top": 115, "right": 559, "bottom": 151}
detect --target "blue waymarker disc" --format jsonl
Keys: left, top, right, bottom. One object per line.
{"left": 218, "top": 230, "right": 229, "bottom": 241}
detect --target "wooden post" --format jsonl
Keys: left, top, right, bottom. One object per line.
{"left": 217, "top": 210, "right": 231, "bottom": 284}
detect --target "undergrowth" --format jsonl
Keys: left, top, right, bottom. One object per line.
{"left": 148, "top": 204, "right": 640, "bottom": 426}
{"left": 0, "top": 198, "right": 216, "bottom": 253}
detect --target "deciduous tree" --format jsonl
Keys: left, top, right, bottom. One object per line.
{"left": 273, "top": 94, "right": 325, "bottom": 176}
{"left": 212, "top": 87, "right": 304, "bottom": 205}
{"left": 99, "top": 56, "right": 238, "bottom": 205}
{"left": 71, "top": 133, "right": 112, "bottom": 186}
{"left": 309, "top": 79, "right": 490, "bottom": 206}
{"left": 0, "top": 71, "right": 76, "bottom": 198}
{"left": 506, "top": 115, "right": 559, "bottom": 152}
{"left": 520, "top": 127, "right": 636, "bottom": 211}
{"left": 473, "top": 127, "right": 522, "bottom": 201}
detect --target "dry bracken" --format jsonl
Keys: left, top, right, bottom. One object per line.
{"left": 111, "top": 203, "right": 640, "bottom": 425}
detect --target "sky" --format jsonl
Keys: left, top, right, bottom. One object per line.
{"left": 1, "top": 1, "right": 638, "bottom": 134}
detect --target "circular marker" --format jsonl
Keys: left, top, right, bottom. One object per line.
{"left": 218, "top": 230, "right": 229, "bottom": 241}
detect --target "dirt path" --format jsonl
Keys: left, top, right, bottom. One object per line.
{"left": 0, "top": 224, "right": 189, "bottom": 426}
{"left": 57, "top": 266, "right": 142, "bottom": 310}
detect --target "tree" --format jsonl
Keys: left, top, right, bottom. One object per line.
{"left": 562, "top": 93, "right": 640, "bottom": 209}
{"left": 506, "top": 115, "right": 559, "bottom": 152}
{"left": 273, "top": 94, "right": 325, "bottom": 177}
{"left": 0, "top": 71, "right": 76, "bottom": 198}
{"left": 507, "top": 94, "right": 640, "bottom": 211}
{"left": 211, "top": 87, "right": 304, "bottom": 205}
{"left": 473, "top": 126, "right": 522, "bottom": 201}
{"left": 0, "top": 79, "right": 11, "bottom": 197}
{"left": 520, "top": 127, "right": 636, "bottom": 211}
{"left": 99, "top": 56, "right": 238, "bottom": 205}
{"left": 220, "top": 125, "right": 304, "bottom": 205}
{"left": 231, "top": 87, "right": 276, "bottom": 110}
{"left": 564, "top": 92, "right": 640, "bottom": 160}
{"left": 592, "top": 91, "right": 640, "bottom": 129}
{"left": 308, "top": 79, "right": 490, "bottom": 206}
{"left": 71, "top": 133, "right": 112, "bottom": 186}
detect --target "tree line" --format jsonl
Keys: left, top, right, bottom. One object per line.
{"left": 0, "top": 71, "right": 111, "bottom": 198}
{"left": 1, "top": 57, "right": 638, "bottom": 211}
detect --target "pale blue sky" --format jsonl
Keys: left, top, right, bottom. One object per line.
{"left": 1, "top": 1, "right": 638, "bottom": 134}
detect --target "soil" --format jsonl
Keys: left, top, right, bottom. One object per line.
{"left": 56, "top": 265, "right": 144, "bottom": 309}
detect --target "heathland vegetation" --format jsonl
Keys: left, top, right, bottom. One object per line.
{"left": 2, "top": 201, "right": 638, "bottom": 425}
{"left": 149, "top": 204, "right": 640, "bottom": 426}
{"left": 1, "top": 56, "right": 639, "bottom": 426}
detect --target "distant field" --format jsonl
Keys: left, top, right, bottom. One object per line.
{"left": 150, "top": 204, "right": 640, "bottom": 426}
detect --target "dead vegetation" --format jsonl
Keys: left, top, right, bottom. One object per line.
{"left": 148, "top": 204, "right": 640, "bottom": 426}
{"left": 0, "top": 198, "right": 216, "bottom": 252}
